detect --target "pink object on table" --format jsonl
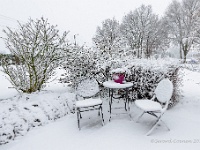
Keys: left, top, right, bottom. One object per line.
{"left": 113, "top": 74, "right": 125, "bottom": 84}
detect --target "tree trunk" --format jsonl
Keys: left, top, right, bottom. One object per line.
{"left": 182, "top": 42, "right": 188, "bottom": 63}
{"left": 179, "top": 42, "right": 182, "bottom": 59}
{"left": 183, "top": 55, "right": 187, "bottom": 63}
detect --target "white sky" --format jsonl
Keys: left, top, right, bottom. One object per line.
{"left": 0, "top": 0, "right": 174, "bottom": 53}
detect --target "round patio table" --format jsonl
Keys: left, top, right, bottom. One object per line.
{"left": 103, "top": 80, "right": 133, "bottom": 121}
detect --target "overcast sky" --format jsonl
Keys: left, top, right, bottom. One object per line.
{"left": 0, "top": 0, "right": 174, "bottom": 53}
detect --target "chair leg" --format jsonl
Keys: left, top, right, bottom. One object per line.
{"left": 147, "top": 112, "right": 169, "bottom": 130}
{"left": 79, "top": 112, "right": 82, "bottom": 119}
{"left": 136, "top": 111, "right": 145, "bottom": 123}
{"left": 109, "top": 89, "right": 114, "bottom": 122}
{"left": 147, "top": 112, "right": 158, "bottom": 118}
{"left": 160, "top": 120, "right": 170, "bottom": 131}
{"left": 77, "top": 108, "right": 81, "bottom": 130}
{"left": 109, "top": 98, "right": 112, "bottom": 122}
{"left": 146, "top": 112, "right": 170, "bottom": 136}
{"left": 146, "top": 117, "right": 160, "bottom": 136}
{"left": 100, "top": 105, "right": 104, "bottom": 126}
{"left": 125, "top": 100, "right": 127, "bottom": 111}
{"left": 98, "top": 108, "right": 100, "bottom": 116}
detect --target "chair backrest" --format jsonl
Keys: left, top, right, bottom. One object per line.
{"left": 154, "top": 78, "right": 173, "bottom": 104}
{"left": 76, "top": 78, "right": 100, "bottom": 98}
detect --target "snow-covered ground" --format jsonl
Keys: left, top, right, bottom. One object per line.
{"left": 0, "top": 70, "right": 18, "bottom": 100}
{"left": 1, "top": 67, "right": 200, "bottom": 150}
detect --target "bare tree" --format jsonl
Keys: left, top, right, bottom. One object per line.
{"left": 121, "top": 5, "right": 167, "bottom": 58}
{"left": 93, "top": 18, "right": 123, "bottom": 60}
{"left": 165, "top": 0, "right": 200, "bottom": 62}
{"left": 2, "top": 17, "right": 69, "bottom": 93}
{"left": 120, "top": 10, "right": 140, "bottom": 57}
{"left": 165, "top": 0, "right": 183, "bottom": 59}
{"left": 181, "top": 0, "right": 200, "bottom": 61}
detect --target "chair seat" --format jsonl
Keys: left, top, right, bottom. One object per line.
{"left": 135, "top": 100, "right": 162, "bottom": 112}
{"left": 76, "top": 98, "right": 103, "bottom": 108}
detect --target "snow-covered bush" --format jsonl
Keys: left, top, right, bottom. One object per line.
{"left": 61, "top": 45, "right": 97, "bottom": 88}
{"left": 0, "top": 92, "right": 75, "bottom": 145}
{"left": 2, "top": 17, "right": 69, "bottom": 93}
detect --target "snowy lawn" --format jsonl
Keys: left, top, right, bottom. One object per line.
{"left": 1, "top": 68, "right": 200, "bottom": 150}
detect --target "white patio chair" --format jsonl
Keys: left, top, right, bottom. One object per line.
{"left": 75, "top": 78, "right": 104, "bottom": 130}
{"left": 135, "top": 78, "right": 173, "bottom": 136}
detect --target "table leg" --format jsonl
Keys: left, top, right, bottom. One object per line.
{"left": 126, "top": 88, "right": 131, "bottom": 118}
{"left": 109, "top": 89, "right": 113, "bottom": 121}
{"left": 108, "top": 87, "right": 132, "bottom": 121}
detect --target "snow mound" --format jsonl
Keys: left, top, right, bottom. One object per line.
{"left": 0, "top": 91, "right": 75, "bottom": 145}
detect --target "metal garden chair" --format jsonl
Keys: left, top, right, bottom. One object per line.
{"left": 134, "top": 78, "right": 173, "bottom": 136}
{"left": 75, "top": 78, "right": 104, "bottom": 130}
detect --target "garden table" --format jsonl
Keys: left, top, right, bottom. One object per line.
{"left": 103, "top": 80, "right": 133, "bottom": 121}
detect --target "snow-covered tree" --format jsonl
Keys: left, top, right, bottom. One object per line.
{"left": 2, "top": 17, "right": 69, "bottom": 93}
{"left": 121, "top": 5, "right": 167, "bottom": 58}
{"left": 93, "top": 18, "right": 124, "bottom": 60}
{"left": 153, "top": 17, "right": 171, "bottom": 57}
{"left": 62, "top": 43, "right": 98, "bottom": 87}
{"left": 165, "top": 0, "right": 200, "bottom": 62}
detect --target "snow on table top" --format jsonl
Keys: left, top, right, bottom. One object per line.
{"left": 103, "top": 80, "right": 133, "bottom": 89}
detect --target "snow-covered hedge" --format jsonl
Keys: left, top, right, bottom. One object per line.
{"left": 62, "top": 57, "right": 181, "bottom": 108}
{"left": 0, "top": 92, "right": 75, "bottom": 145}
{"left": 127, "top": 61, "right": 181, "bottom": 107}
{"left": 98, "top": 58, "right": 182, "bottom": 108}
